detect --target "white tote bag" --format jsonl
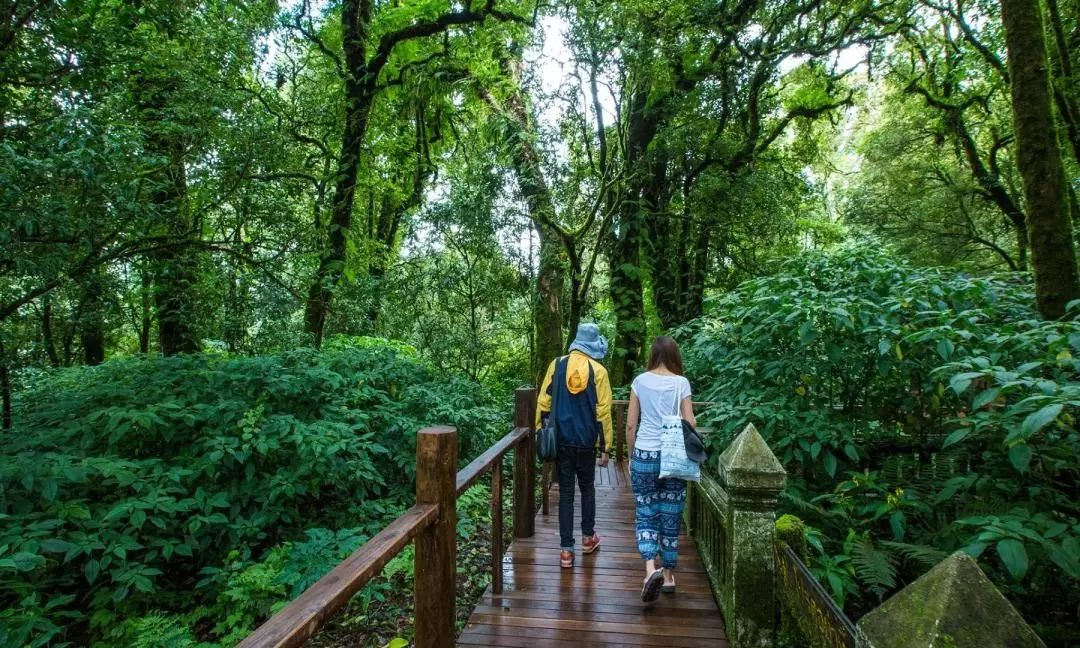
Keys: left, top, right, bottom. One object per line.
{"left": 658, "top": 387, "right": 700, "bottom": 482}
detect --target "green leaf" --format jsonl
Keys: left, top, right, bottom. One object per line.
{"left": 1020, "top": 403, "right": 1063, "bottom": 437}
{"left": 41, "top": 479, "right": 58, "bottom": 502}
{"left": 972, "top": 388, "right": 999, "bottom": 410}
{"left": 823, "top": 452, "right": 837, "bottom": 478}
{"left": 889, "top": 511, "right": 906, "bottom": 541}
{"left": 1048, "top": 545, "right": 1080, "bottom": 580}
{"left": 949, "top": 372, "right": 982, "bottom": 395}
{"left": 1, "top": 552, "right": 45, "bottom": 572}
{"left": 85, "top": 559, "right": 100, "bottom": 585}
{"left": 936, "top": 338, "right": 953, "bottom": 360}
{"left": 39, "top": 539, "right": 76, "bottom": 555}
{"left": 996, "top": 539, "right": 1028, "bottom": 580}
{"left": 1008, "top": 444, "right": 1032, "bottom": 474}
{"left": 942, "top": 428, "right": 969, "bottom": 448}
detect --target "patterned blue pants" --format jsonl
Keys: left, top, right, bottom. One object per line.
{"left": 631, "top": 448, "right": 687, "bottom": 569}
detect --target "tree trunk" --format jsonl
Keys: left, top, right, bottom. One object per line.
{"left": 1046, "top": 0, "right": 1080, "bottom": 165}
{"left": 488, "top": 57, "right": 568, "bottom": 378}
{"left": 132, "top": 3, "right": 200, "bottom": 357}
{"left": 681, "top": 184, "right": 711, "bottom": 322}
{"left": 149, "top": 137, "right": 199, "bottom": 356}
{"left": 534, "top": 223, "right": 566, "bottom": 379}
{"left": 643, "top": 150, "right": 683, "bottom": 330}
{"left": 304, "top": 0, "right": 375, "bottom": 346}
{"left": 1001, "top": 0, "right": 1080, "bottom": 318}
{"left": 41, "top": 295, "right": 59, "bottom": 368}
{"left": 303, "top": 95, "right": 372, "bottom": 345}
{"left": 609, "top": 83, "right": 659, "bottom": 385}
{"left": 367, "top": 109, "right": 433, "bottom": 331}
{"left": 140, "top": 268, "right": 152, "bottom": 354}
{"left": 79, "top": 271, "right": 106, "bottom": 366}
{"left": 0, "top": 336, "right": 10, "bottom": 431}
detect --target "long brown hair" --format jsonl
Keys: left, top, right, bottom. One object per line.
{"left": 646, "top": 336, "right": 684, "bottom": 376}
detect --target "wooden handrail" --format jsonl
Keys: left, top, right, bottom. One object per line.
{"left": 456, "top": 426, "right": 529, "bottom": 496}
{"left": 239, "top": 389, "right": 539, "bottom": 648}
{"left": 236, "top": 504, "right": 439, "bottom": 648}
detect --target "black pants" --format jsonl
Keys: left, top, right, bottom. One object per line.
{"left": 557, "top": 445, "right": 596, "bottom": 551}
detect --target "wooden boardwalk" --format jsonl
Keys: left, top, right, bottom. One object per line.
{"left": 457, "top": 461, "right": 728, "bottom": 647}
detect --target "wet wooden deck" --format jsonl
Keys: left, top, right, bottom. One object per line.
{"left": 457, "top": 461, "right": 728, "bottom": 647}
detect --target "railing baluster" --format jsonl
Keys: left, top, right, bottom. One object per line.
{"left": 615, "top": 402, "right": 626, "bottom": 464}
{"left": 491, "top": 459, "right": 503, "bottom": 594}
{"left": 541, "top": 462, "right": 551, "bottom": 516}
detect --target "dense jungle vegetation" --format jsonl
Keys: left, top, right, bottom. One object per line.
{"left": 2, "top": 0, "right": 1080, "bottom": 645}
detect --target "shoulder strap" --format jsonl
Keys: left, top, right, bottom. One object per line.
{"left": 551, "top": 356, "right": 567, "bottom": 431}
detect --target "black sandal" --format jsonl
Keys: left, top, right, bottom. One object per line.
{"left": 641, "top": 569, "right": 664, "bottom": 603}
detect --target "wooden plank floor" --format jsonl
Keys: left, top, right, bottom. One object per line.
{"left": 457, "top": 461, "right": 728, "bottom": 647}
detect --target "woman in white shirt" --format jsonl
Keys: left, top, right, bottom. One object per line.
{"left": 625, "top": 336, "right": 696, "bottom": 603}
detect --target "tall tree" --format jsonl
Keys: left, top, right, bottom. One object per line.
{"left": 1000, "top": 0, "right": 1080, "bottom": 318}
{"left": 301, "top": 0, "right": 531, "bottom": 346}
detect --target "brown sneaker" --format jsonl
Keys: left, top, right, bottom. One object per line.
{"left": 560, "top": 550, "right": 574, "bottom": 568}
{"left": 582, "top": 534, "right": 601, "bottom": 554}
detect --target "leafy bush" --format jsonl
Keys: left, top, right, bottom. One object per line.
{"left": 680, "top": 245, "right": 1080, "bottom": 643}
{"left": 0, "top": 340, "right": 503, "bottom": 646}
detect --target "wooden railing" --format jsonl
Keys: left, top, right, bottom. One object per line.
{"left": 238, "top": 388, "right": 537, "bottom": 648}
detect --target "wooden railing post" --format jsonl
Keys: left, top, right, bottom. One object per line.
{"left": 414, "top": 427, "right": 457, "bottom": 648}
{"left": 513, "top": 387, "right": 536, "bottom": 538}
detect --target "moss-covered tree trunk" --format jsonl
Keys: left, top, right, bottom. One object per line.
{"left": 504, "top": 103, "right": 566, "bottom": 379}
{"left": 136, "top": 97, "right": 198, "bottom": 358}
{"left": 148, "top": 137, "right": 199, "bottom": 356}
{"left": 483, "top": 55, "right": 568, "bottom": 380}
{"left": 131, "top": 2, "right": 201, "bottom": 357}
{"left": 367, "top": 109, "right": 433, "bottom": 332}
{"left": 304, "top": 0, "right": 373, "bottom": 346}
{"left": 1001, "top": 0, "right": 1080, "bottom": 318}
{"left": 609, "top": 83, "right": 657, "bottom": 386}
{"left": 643, "top": 150, "right": 683, "bottom": 330}
{"left": 681, "top": 197, "right": 712, "bottom": 323}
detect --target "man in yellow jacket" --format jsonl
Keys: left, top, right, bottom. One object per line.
{"left": 535, "top": 323, "right": 613, "bottom": 568}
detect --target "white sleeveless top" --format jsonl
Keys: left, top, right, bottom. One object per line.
{"left": 630, "top": 372, "right": 692, "bottom": 452}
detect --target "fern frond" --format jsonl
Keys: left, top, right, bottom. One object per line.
{"left": 879, "top": 541, "right": 948, "bottom": 568}
{"left": 782, "top": 490, "right": 847, "bottom": 522}
{"left": 852, "top": 537, "right": 898, "bottom": 600}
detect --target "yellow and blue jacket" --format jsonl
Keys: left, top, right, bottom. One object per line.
{"left": 535, "top": 351, "right": 613, "bottom": 452}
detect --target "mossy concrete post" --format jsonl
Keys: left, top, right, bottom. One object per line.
{"left": 718, "top": 423, "right": 787, "bottom": 648}
{"left": 857, "top": 551, "right": 1046, "bottom": 648}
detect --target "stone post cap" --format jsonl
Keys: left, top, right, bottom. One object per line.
{"left": 857, "top": 551, "right": 1046, "bottom": 648}
{"left": 718, "top": 423, "right": 786, "bottom": 493}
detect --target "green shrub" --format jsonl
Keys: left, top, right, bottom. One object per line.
{"left": 0, "top": 341, "right": 502, "bottom": 646}
{"left": 680, "top": 245, "right": 1079, "bottom": 642}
